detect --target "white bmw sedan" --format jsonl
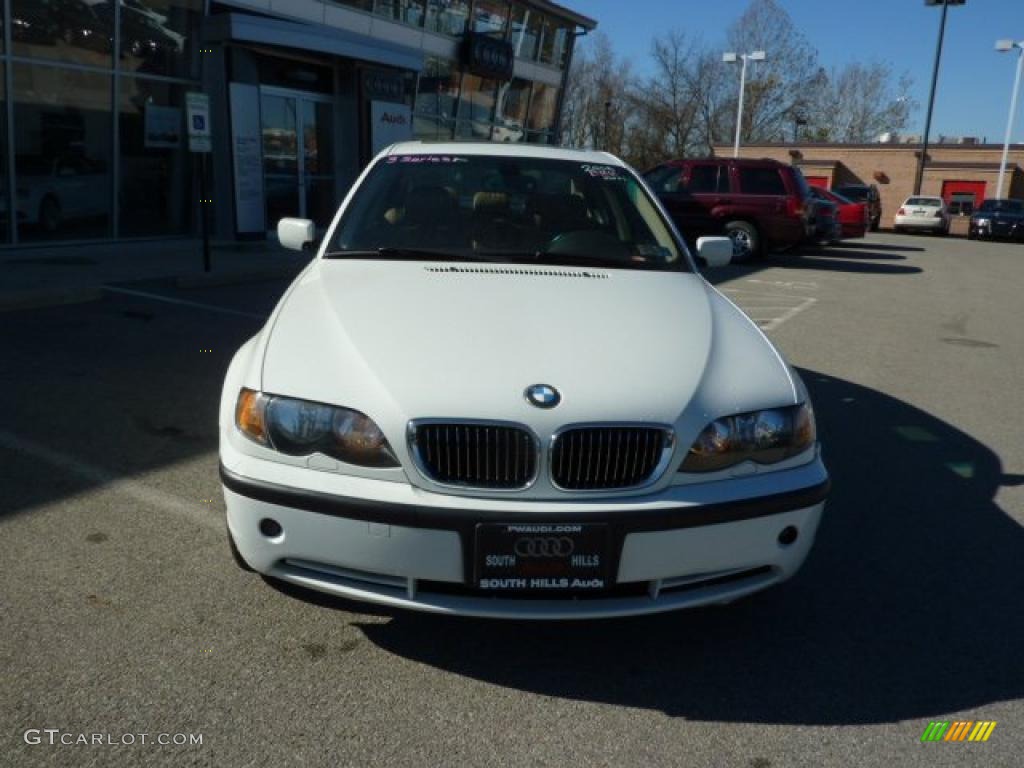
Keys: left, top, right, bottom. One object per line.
{"left": 220, "top": 142, "right": 829, "bottom": 619}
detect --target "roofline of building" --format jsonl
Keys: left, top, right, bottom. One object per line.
{"left": 526, "top": 0, "right": 598, "bottom": 30}
{"left": 712, "top": 142, "right": 1024, "bottom": 151}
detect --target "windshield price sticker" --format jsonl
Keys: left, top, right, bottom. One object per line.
{"left": 581, "top": 163, "right": 625, "bottom": 180}
{"left": 386, "top": 155, "right": 468, "bottom": 164}
{"left": 475, "top": 523, "right": 610, "bottom": 592}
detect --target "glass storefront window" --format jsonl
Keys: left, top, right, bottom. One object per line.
{"left": 11, "top": 0, "right": 113, "bottom": 67}
{"left": 455, "top": 73, "right": 497, "bottom": 139}
{"left": 118, "top": 0, "right": 202, "bottom": 80}
{"left": 13, "top": 63, "right": 113, "bottom": 241}
{"left": 527, "top": 81, "right": 558, "bottom": 142}
{"left": 538, "top": 16, "right": 556, "bottom": 65}
{"left": 473, "top": 0, "right": 509, "bottom": 37}
{"left": 373, "top": 0, "right": 426, "bottom": 25}
{"left": 334, "top": 0, "right": 372, "bottom": 9}
{"left": 494, "top": 78, "right": 530, "bottom": 143}
{"left": 118, "top": 77, "right": 192, "bottom": 236}
{"left": 550, "top": 23, "right": 571, "bottom": 69}
{"left": 413, "top": 56, "right": 459, "bottom": 134}
{"left": 510, "top": 5, "right": 541, "bottom": 61}
{"left": 425, "top": 0, "right": 469, "bottom": 37}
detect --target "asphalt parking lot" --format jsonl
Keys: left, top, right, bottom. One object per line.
{"left": 3, "top": 232, "right": 1023, "bottom": 768}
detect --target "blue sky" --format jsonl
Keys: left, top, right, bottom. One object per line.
{"left": 577, "top": 0, "right": 1024, "bottom": 143}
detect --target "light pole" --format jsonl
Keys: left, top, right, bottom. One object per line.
{"left": 723, "top": 50, "right": 766, "bottom": 157}
{"left": 996, "top": 39, "right": 1024, "bottom": 199}
{"left": 914, "top": 0, "right": 966, "bottom": 195}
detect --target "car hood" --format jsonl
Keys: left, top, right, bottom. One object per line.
{"left": 260, "top": 260, "right": 797, "bottom": 451}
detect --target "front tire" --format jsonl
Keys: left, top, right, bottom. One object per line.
{"left": 724, "top": 220, "right": 760, "bottom": 262}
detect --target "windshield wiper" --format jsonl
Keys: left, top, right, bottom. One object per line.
{"left": 322, "top": 248, "right": 493, "bottom": 262}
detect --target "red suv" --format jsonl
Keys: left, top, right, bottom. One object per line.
{"left": 644, "top": 158, "right": 814, "bottom": 261}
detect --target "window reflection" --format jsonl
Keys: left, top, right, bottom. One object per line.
{"left": 425, "top": 0, "right": 469, "bottom": 37}
{"left": 413, "top": 56, "right": 460, "bottom": 137}
{"left": 119, "top": 77, "right": 192, "bottom": 236}
{"left": 373, "top": 0, "right": 425, "bottom": 25}
{"left": 495, "top": 78, "right": 530, "bottom": 143}
{"left": 456, "top": 73, "right": 497, "bottom": 139}
{"left": 11, "top": 0, "right": 113, "bottom": 67}
{"left": 13, "top": 63, "right": 112, "bottom": 240}
{"left": 473, "top": 0, "right": 509, "bottom": 37}
{"left": 118, "top": 0, "right": 201, "bottom": 80}
{"left": 527, "top": 82, "right": 558, "bottom": 142}
{"left": 510, "top": 5, "right": 541, "bottom": 61}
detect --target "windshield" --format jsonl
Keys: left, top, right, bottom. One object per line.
{"left": 978, "top": 199, "right": 1023, "bottom": 214}
{"left": 905, "top": 197, "right": 942, "bottom": 207}
{"left": 330, "top": 154, "right": 688, "bottom": 272}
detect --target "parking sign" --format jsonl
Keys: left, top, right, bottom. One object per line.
{"left": 186, "top": 92, "right": 212, "bottom": 153}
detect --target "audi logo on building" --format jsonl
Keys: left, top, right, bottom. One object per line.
{"left": 514, "top": 536, "right": 575, "bottom": 558}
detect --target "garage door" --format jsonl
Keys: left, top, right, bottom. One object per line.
{"left": 942, "top": 180, "right": 986, "bottom": 216}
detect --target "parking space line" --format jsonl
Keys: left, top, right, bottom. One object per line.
{"left": 103, "top": 286, "right": 268, "bottom": 320}
{"left": 758, "top": 298, "right": 817, "bottom": 332}
{"left": 0, "top": 429, "right": 219, "bottom": 530}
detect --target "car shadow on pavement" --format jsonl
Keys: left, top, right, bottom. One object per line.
{"left": 348, "top": 368, "right": 1023, "bottom": 726}
{"left": 831, "top": 241, "right": 926, "bottom": 253}
{"left": 800, "top": 245, "right": 908, "bottom": 261}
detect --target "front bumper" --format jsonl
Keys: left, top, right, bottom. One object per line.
{"left": 220, "top": 451, "right": 829, "bottom": 619}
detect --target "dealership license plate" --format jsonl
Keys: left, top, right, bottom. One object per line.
{"left": 474, "top": 523, "right": 609, "bottom": 592}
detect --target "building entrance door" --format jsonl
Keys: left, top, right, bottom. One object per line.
{"left": 260, "top": 87, "right": 335, "bottom": 231}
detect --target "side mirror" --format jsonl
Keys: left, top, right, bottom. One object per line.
{"left": 277, "top": 217, "right": 315, "bottom": 252}
{"left": 697, "top": 236, "right": 732, "bottom": 268}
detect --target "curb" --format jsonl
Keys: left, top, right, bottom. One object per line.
{"left": 0, "top": 287, "right": 104, "bottom": 313}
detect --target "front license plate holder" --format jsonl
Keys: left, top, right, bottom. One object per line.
{"left": 474, "top": 523, "right": 610, "bottom": 593}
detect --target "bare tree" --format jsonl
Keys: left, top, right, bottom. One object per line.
{"left": 561, "top": 33, "right": 635, "bottom": 156}
{"left": 723, "top": 0, "right": 821, "bottom": 144}
{"left": 806, "top": 65, "right": 915, "bottom": 142}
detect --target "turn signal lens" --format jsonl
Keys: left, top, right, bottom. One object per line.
{"left": 235, "top": 388, "right": 268, "bottom": 445}
{"left": 680, "top": 403, "right": 816, "bottom": 473}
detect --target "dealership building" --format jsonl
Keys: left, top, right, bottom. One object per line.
{"left": 715, "top": 141, "right": 1024, "bottom": 236}
{"left": 0, "top": 0, "right": 595, "bottom": 247}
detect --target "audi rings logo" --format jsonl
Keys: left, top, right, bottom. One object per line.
{"left": 514, "top": 536, "right": 575, "bottom": 558}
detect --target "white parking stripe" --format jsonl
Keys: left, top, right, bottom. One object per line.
{"left": 0, "top": 429, "right": 219, "bottom": 530}
{"left": 103, "top": 286, "right": 268, "bottom": 320}
{"left": 720, "top": 286, "right": 818, "bottom": 331}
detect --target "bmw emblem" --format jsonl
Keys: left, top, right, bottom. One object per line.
{"left": 525, "top": 384, "right": 560, "bottom": 409}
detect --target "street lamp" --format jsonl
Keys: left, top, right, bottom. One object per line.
{"left": 723, "top": 50, "right": 766, "bottom": 157}
{"left": 914, "top": 0, "right": 966, "bottom": 195}
{"left": 995, "top": 39, "right": 1024, "bottom": 199}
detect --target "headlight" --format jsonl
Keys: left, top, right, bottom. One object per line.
{"left": 235, "top": 388, "right": 398, "bottom": 468}
{"left": 973, "top": 217, "right": 990, "bottom": 226}
{"left": 680, "top": 403, "right": 816, "bottom": 473}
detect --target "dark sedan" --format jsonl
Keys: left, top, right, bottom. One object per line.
{"left": 968, "top": 199, "right": 1024, "bottom": 241}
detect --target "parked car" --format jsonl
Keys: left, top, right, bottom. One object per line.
{"left": 219, "top": 142, "right": 830, "bottom": 619}
{"left": 15, "top": 154, "right": 109, "bottom": 233}
{"left": 809, "top": 187, "right": 868, "bottom": 240}
{"left": 807, "top": 189, "right": 841, "bottom": 245}
{"left": 893, "top": 196, "right": 950, "bottom": 235}
{"left": 968, "top": 198, "right": 1024, "bottom": 241}
{"left": 644, "top": 157, "right": 814, "bottom": 262}
{"left": 832, "top": 183, "right": 881, "bottom": 231}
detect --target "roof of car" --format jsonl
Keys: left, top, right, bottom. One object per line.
{"left": 382, "top": 141, "right": 626, "bottom": 167}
